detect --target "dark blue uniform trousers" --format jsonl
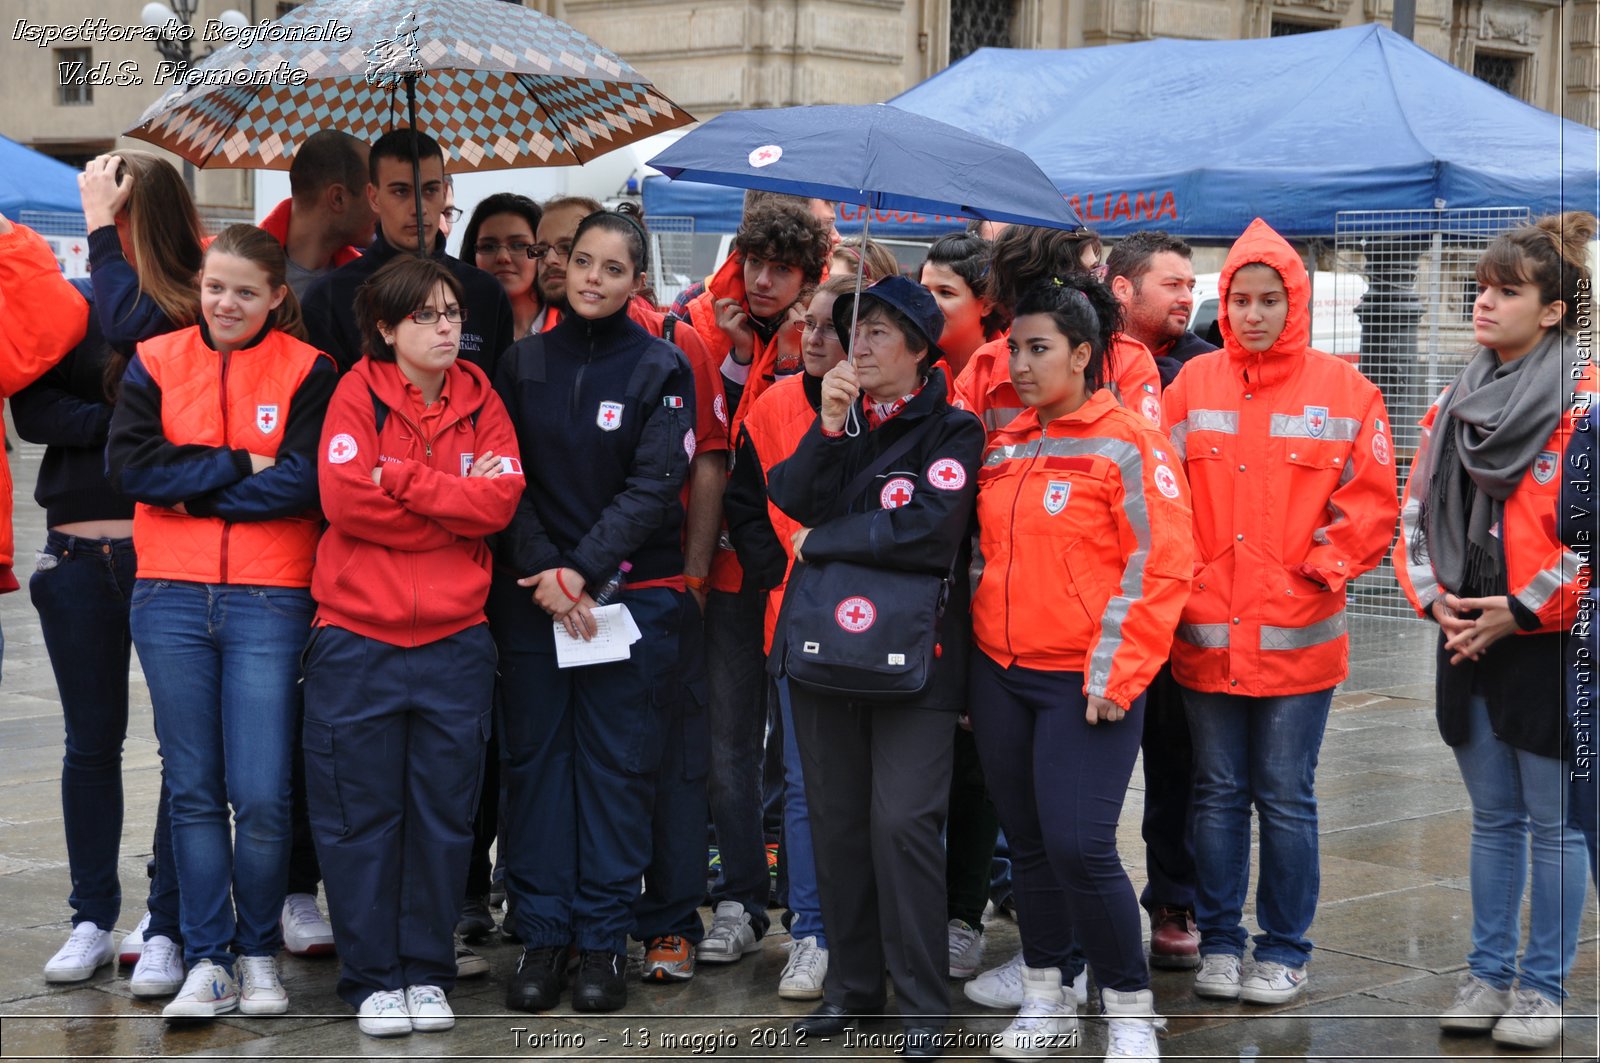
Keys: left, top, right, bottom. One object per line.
{"left": 302, "top": 623, "right": 496, "bottom": 1008}
{"left": 495, "top": 585, "right": 682, "bottom": 956}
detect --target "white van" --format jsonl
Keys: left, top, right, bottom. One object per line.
{"left": 1190, "top": 271, "right": 1368, "bottom": 362}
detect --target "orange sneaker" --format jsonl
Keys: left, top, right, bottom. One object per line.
{"left": 641, "top": 935, "right": 696, "bottom": 983}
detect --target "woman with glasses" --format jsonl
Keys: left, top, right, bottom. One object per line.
{"left": 463, "top": 194, "right": 543, "bottom": 341}
{"left": 302, "top": 254, "right": 523, "bottom": 1038}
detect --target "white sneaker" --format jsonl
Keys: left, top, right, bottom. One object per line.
{"left": 778, "top": 936, "right": 828, "bottom": 1000}
{"left": 162, "top": 959, "right": 239, "bottom": 1021}
{"left": 358, "top": 987, "right": 411, "bottom": 1037}
{"left": 237, "top": 954, "right": 289, "bottom": 1015}
{"left": 1238, "top": 960, "right": 1307, "bottom": 1005}
{"left": 44, "top": 922, "right": 114, "bottom": 983}
{"left": 966, "top": 953, "right": 1089, "bottom": 1010}
{"left": 1192, "top": 953, "right": 1242, "bottom": 1000}
{"left": 406, "top": 984, "right": 455, "bottom": 1032}
{"left": 281, "top": 892, "right": 336, "bottom": 956}
{"left": 129, "top": 934, "right": 185, "bottom": 998}
{"left": 697, "top": 901, "right": 759, "bottom": 964}
{"left": 1101, "top": 988, "right": 1161, "bottom": 1061}
{"left": 119, "top": 912, "right": 151, "bottom": 965}
{"left": 1491, "top": 987, "right": 1563, "bottom": 1049}
{"left": 949, "top": 918, "right": 985, "bottom": 979}
{"left": 990, "top": 966, "right": 1079, "bottom": 1058}
{"left": 1439, "top": 972, "right": 1512, "bottom": 1033}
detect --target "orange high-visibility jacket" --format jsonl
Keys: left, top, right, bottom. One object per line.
{"left": 953, "top": 331, "right": 1162, "bottom": 436}
{"left": 0, "top": 223, "right": 88, "bottom": 591}
{"left": 1161, "top": 218, "right": 1398, "bottom": 697}
{"left": 737, "top": 373, "right": 815, "bottom": 653}
{"left": 972, "top": 389, "right": 1194, "bottom": 709}
{"left": 1395, "top": 364, "right": 1597, "bottom": 631}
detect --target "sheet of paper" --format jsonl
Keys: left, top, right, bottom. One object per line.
{"left": 553, "top": 603, "right": 643, "bottom": 669}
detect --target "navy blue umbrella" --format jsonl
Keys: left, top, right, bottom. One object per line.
{"left": 647, "top": 104, "right": 1080, "bottom": 231}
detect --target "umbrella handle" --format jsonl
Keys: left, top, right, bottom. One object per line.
{"left": 407, "top": 73, "right": 426, "bottom": 258}
{"left": 843, "top": 208, "right": 868, "bottom": 438}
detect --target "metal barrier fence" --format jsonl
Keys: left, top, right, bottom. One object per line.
{"left": 1333, "top": 207, "right": 1534, "bottom": 619}
{"left": 645, "top": 215, "right": 696, "bottom": 310}
{"left": 20, "top": 208, "right": 255, "bottom": 279}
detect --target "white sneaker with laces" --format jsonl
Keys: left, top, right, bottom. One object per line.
{"left": 1439, "top": 972, "right": 1512, "bottom": 1033}
{"left": 1101, "top": 988, "right": 1161, "bottom": 1062}
{"left": 406, "top": 984, "right": 455, "bottom": 1031}
{"left": 778, "top": 936, "right": 828, "bottom": 1000}
{"left": 281, "top": 892, "right": 336, "bottom": 956}
{"left": 1192, "top": 953, "right": 1242, "bottom": 1000}
{"left": 358, "top": 987, "right": 411, "bottom": 1037}
{"left": 1238, "top": 960, "right": 1307, "bottom": 1004}
{"left": 44, "top": 922, "right": 114, "bottom": 983}
{"left": 237, "top": 954, "right": 289, "bottom": 1015}
{"left": 966, "top": 953, "right": 1089, "bottom": 1010}
{"left": 1491, "top": 987, "right": 1563, "bottom": 1048}
{"left": 948, "top": 918, "right": 986, "bottom": 979}
{"left": 119, "top": 912, "right": 151, "bottom": 965}
{"left": 990, "top": 965, "right": 1079, "bottom": 1058}
{"left": 162, "top": 959, "right": 239, "bottom": 1020}
{"left": 129, "top": 934, "right": 185, "bottom": 998}
{"left": 697, "top": 901, "right": 759, "bottom": 964}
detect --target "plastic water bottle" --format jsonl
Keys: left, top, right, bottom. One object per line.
{"left": 592, "top": 562, "right": 632, "bottom": 605}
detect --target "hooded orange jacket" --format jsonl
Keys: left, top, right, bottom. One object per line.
{"left": 1161, "top": 218, "right": 1398, "bottom": 697}
{"left": 953, "top": 331, "right": 1163, "bottom": 436}
{"left": 972, "top": 389, "right": 1194, "bottom": 708}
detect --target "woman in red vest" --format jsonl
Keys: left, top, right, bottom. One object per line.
{"left": 106, "top": 224, "right": 334, "bottom": 1023}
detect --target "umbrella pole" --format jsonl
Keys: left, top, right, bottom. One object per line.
{"left": 406, "top": 73, "right": 426, "bottom": 258}
{"left": 844, "top": 205, "right": 869, "bottom": 437}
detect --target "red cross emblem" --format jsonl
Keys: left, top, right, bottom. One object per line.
{"left": 928, "top": 458, "right": 967, "bottom": 491}
{"left": 748, "top": 144, "right": 784, "bottom": 168}
{"left": 1043, "top": 479, "right": 1070, "bottom": 515}
{"left": 835, "top": 595, "right": 877, "bottom": 633}
{"left": 597, "top": 401, "right": 624, "bottom": 431}
{"left": 256, "top": 404, "right": 279, "bottom": 434}
{"left": 71, "top": 243, "right": 82, "bottom": 255}
{"left": 327, "top": 433, "right": 358, "bottom": 464}
{"left": 1305, "top": 405, "right": 1329, "bottom": 438}
{"left": 1532, "top": 451, "right": 1557, "bottom": 485}
{"left": 880, "top": 476, "right": 915, "bottom": 510}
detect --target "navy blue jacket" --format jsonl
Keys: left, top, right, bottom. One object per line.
{"left": 301, "top": 228, "right": 514, "bottom": 377}
{"left": 494, "top": 304, "right": 695, "bottom": 588}
{"left": 1153, "top": 330, "right": 1218, "bottom": 389}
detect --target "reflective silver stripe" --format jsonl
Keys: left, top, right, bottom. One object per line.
{"left": 1260, "top": 611, "right": 1347, "bottom": 651}
{"left": 1190, "top": 409, "right": 1239, "bottom": 434}
{"left": 1167, "top": 419, "right": 1189, "bottom": 461}
{"left": 1519, "top": 551, "right": 1586, "bottom": 614}
{"left": 1176, "top": 622, "right": 1231, "bottom": 649}
{"left": 1081, "top": 437, "right": 1150, "bottom": 697}
{"left": 1312, "top": 499, "right": 1348, "bottom": 546}
{"left": 1398, "top": 420, "right": 1443, "bottom": 610}
{"left": 982, "top": 406, "right": 1026, "bottom": 433}
{"left": 1270, "top": 413, "right": 1361, "bottom": 441}
{"left": 1338, "top": 455, "right": 1356, "bottom": 486}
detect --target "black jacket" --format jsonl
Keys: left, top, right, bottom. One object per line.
{"left": 494, "top": 304, "right": 695, "bottom": 587}
{"left": 301, "top": 229, "right": 514, "bottom": 377}
{"left": 766, "top": 369, "right": 984, "bottom": 711}
{"left": 1153, "top": 330, "right": 1218, "bottom": 389}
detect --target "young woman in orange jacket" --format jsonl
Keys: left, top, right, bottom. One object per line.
{"left": 1395, "top": 213, "right": 1597, "bottom": 1049}
{"left": 1161, "top": 218, "right": 1397, "bottom": 1007}
{"left": 969, "top": 275, "right": 1193, "bottom": 1060}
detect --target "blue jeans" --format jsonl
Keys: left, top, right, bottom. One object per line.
{"left": 1182, "top": 685, "right": 1333, "bottom": 968}
{"left": 130, "top": 579, "right": 312, "bottom": 970}
{"left": 31, "top": 533, "right": 180, "bottom": 935}
{"left": 703, "top": 588, "right": 771, "bottom": 936}
{"left": 775, "top": 677, "right": 825, "bottom": 946}
{"left": 1453, "top": 693, "right": 1586, "bottom": 1002}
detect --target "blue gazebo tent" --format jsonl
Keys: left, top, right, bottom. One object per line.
{"left": 0, "top": 134, "right": 82, "bottom": 218}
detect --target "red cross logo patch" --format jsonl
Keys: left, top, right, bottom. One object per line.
{"left": 1532, "top": 450, "right": 1557, "bottom": 485}
{"left": 713, "top": 393, "right": 728, "bottom": 426}
{"left": 880, "top": 477, "right": 916, "bottom": 510}
{"left": 928, "top": 458, "right": 967, "bottom": 491}
{"left": 748, "top": 144, "right": 783, "bottom": 168}
{"left": 1044, "top": 480, "right": 1071, "bottom": 515}
{"left": 1372, "top": 432, "right": 1391, "bottom": 466}
{"left": 1305, "top": 405, "right": 1329, "bottom": 438}
{"left": 835, "top": 595, "right": 877, "bottom": 633}
{"left": 1140, "top": 395, "right": 1161, "bottom": 426}
{"left": 1153, "top": 464, "right": 1181, "bottom": 499}
{"left": 597, "top": 401, "right": 624, "bottom": 431}
{"left": 327, "top": 433, "right": 358, "bottom": 465}
{"left": 255, "top": 404, "right": 279, "bottom": 435}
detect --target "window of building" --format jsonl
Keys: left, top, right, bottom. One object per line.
{"left": 1474, "top": 51, "right": 1525, "bottom": 98}
{"left": 54, "top": 48, "right": 92, "bottom": 106}
{"left": 1270, "top": 19, "right": 1322, "bottom": 36}
{"left": 950, "top": 0, "right": 1014, "bottom": 64}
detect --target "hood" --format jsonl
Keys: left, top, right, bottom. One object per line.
{"left": 705, "top": 249, "right": 749, "bottom": 306}
{"left": 353, "top": 352, "right": 495, "bottom": 418}
{"left": 1218, "top": 218, "right": 1311, "bottom": 364}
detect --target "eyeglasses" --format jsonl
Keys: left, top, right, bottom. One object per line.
{"left": 474, "top": 241, "right": 537, "bottom": 259}
{"left": 407, "top": 306, "right": 467, "bottom": 325}
{"left": 802, "top": 321, "right": 837, "bottom": 337}
{"left": 441, "top": 206, "right": 463, "bottom": 223}
{"left": 529, "top": 241, "right": 573, "bottom": 262}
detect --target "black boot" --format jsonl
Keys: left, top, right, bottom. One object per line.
{"left": 506, "top": 945, "right": 566, "bottom": 1013}
{"left": 571, "top": 950, "right": 627, "bottom": 1012}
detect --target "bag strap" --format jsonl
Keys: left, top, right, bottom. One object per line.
{"left": 827, "top": 415, "right": 944, "bottom": 522}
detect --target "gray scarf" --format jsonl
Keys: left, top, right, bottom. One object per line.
{"left": 1422, "top": 330, "right": 1573, "bottom": 595}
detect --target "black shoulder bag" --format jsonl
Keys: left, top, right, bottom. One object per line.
{"left": 781, "top": 419, "right": 955, "bottom": 701}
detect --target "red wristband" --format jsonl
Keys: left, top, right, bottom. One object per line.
{"left": 554, "top": 569, "right": 582, "bottom": 603}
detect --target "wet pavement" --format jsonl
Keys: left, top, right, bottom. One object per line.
{"left": 1, "top": 434, "right": 1597, "bottom": 1061}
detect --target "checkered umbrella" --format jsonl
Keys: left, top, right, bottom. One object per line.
{"left": 125, "top": 0, "right": 692, "bottom": 173}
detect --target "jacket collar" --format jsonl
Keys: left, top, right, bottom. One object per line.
{"left": 197, "top": 316, "right": 273, "bottom": 353}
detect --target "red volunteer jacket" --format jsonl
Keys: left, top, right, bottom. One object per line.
{"left": 953, "top": 332, "right": 1163, "bottom": 436}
